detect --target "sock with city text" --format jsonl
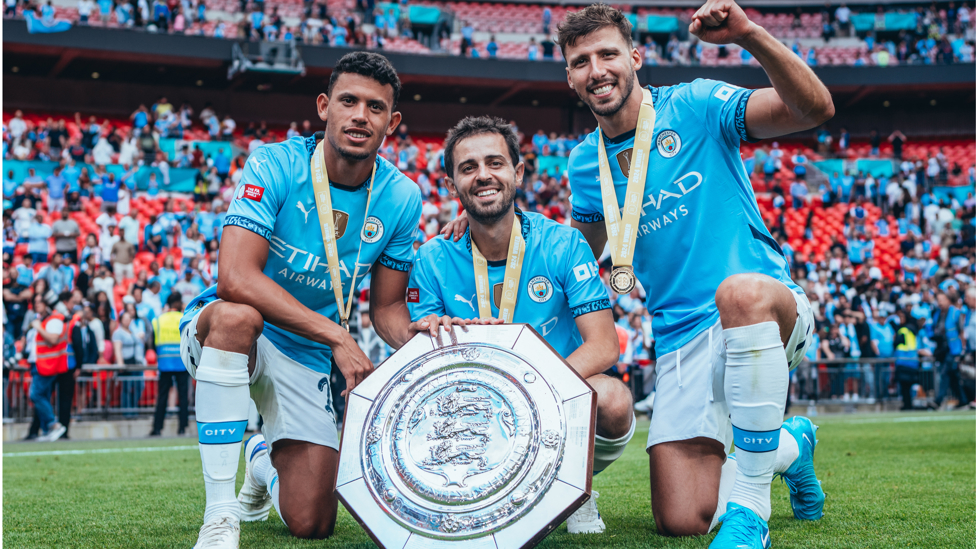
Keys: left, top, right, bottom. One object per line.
{"left": 196, "top": 347, "right": 251, "bottom": 524}
{"left": 724, "top": 321, "right": 789, "bottom": 521}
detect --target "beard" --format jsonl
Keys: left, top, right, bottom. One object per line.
{"left": 458, "top": 182, "right": 517, "bottom": 226}
{"left": 583, "top": 69, "right": 636, "bottom": 118}
{"left": 326, "top": 125, "right": 373, "bottom": 162}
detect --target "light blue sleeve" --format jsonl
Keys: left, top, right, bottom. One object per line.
{"left": 557, "top": 228, "right": 612, "bottom": 317}
{"left": 567, "top": 141, "right": 604, "bottom": 222}
{"left": 378, "top": 183, "right": 422, "bottom": 272}
{"left": 223, "top": 148, "right": 284, "bottom": 240}
{"left": 407, "top": 247, "right": 446, "bottom": 322}
{"left": 685, "top": 79, "right": 757, "bottom": 149}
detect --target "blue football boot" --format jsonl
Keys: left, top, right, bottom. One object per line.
{"left": 709, "top": 502, "right": 771, "bottom": 549}
{"left": 776, "top": 416, "right": 825, "bottom": 520}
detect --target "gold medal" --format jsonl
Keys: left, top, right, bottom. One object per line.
{"left": 597, "top": 88, "right": 655, "bottom": 295}
{"left": 609, "top": 266, "right": 637, "bottom": 295}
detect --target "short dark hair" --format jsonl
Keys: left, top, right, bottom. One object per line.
{"left": 443, "top": 116, "right": 520, "bottom": 178}
{"left": 166, "top": 293, "right": 183, "bottom": 309}
{"left": 327, "top": 51, "right": 401, "bottom": 109}
{"left": 557, "top": 4, "right": 633, "bottom": 58}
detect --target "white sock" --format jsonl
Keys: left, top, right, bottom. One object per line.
{"left": 250, "top": 450, "right": 272, "bottom": 492}
{"left": 724, "top": 321, "right": 788, "bottom": 522}
{"left": 196, "top": 347, "right": 251, "bottom": 524}
{"left": 593, "top": 414, "right": 636, "bottom": 473}
{"left": 709, "top": 455, "right": 738, "bottom": 532}
{"left": 263, "top": 464, "right": 285, "bottom": 527}
{"left": 774, "top": 428, "right": 800, "bottom": 473}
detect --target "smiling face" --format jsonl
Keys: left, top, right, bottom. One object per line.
{"left": 564, "top": 26, "right": 641, "bottom": 118}
{"left": 318, "top": 73, "right": 401, "bottom": 162}
{"left": 447, "top": 133, "right": 524, "bottom": 226}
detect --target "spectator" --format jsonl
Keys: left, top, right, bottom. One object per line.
{"left": 888, "top": 130, "right": 907, "bottom": 160}
{"left": 931, "top": 291, "right": 967, "bottom": 408}
{"left": 113, "top": 310, "right": 144, "bottom": 417}
{"left": 789, "top": 178, "right": 808, "bottom": 209}
{"left": 150, "top": 293, "right": 189, "bottom": 436}
{"left": 4, "top": 265, "right": 33, "bottom": 340}
{"left": 51, "top": 209, "right": 80, "bottom": 264}
{"left": 38, "top": 252, "right": 74, "bottom": 295}
{"left": 27, "top": 293, "right": 69, "bottom": 442}
{"left": 111, "top": 230, "right": 136, "bottom": 282}
{"left": 26, "top": 212, "right": 52, "bottom": 264}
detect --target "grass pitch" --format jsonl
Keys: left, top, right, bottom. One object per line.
{"left": 4, "top": 411, "right": 974, "bottom": 549}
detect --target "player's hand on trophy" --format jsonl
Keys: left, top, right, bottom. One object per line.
{"left": 689, "top": 0, "right": 759, "bottom": 45}
{"left": 332, "top": 330, "right": 375, "bottom": 398}
{"left": 408, "top": 314, "right": 504, "bottom": 346}
{"left": 439, "top": 210, "right": 469, "bottom": 242}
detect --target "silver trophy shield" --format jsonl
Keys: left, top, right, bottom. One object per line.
{"left": 337, "top": 324, "right": 597, "bottom": 549}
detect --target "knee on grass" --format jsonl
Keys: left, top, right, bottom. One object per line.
{"left": 654, "top": 507, "right": 713, "bottom": 538}
{"left": 284, "top": 510, "right": 336, "bottom": 540}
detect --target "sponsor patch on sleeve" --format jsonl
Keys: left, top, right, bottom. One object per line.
{"left": 241, "top": 184, "right": 264, "bottom": 201}
{"left": 407, "top": 288, "right": 420, "bottom": 303}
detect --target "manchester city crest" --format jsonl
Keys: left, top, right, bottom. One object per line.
{"left": 528, "top": 276, "right": 553, "bottom": 303}
{"left": 656, "top": 130, "right": 681, "bottom": 158}
{"left": 362, "top": 216, "right": 384, "bottom": 243}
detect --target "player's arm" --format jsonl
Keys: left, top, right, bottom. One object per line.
{"left": 571, "top": 220, "right": 608, "bottom": 262}
{"left": 566, "top": 309, "right": 620, "bottom": 379}
{"left": 690, "top": 0, "right": 834, "bottom": 140}
{"left": 217, "top": 226, "right": 373, "bottom": 394}
{"left": 369, "top": 264, "right": 416, "bottom": 349}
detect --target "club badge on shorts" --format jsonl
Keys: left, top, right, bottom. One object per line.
{"left": 609, "top": 266, "right": 637, "bottom": 294}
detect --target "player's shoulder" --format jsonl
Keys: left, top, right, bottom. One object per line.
{"left": 659, "top": 79, "right": 743, "bottom": 106}
{"left": 568, "top": 130, "right": 599, "bottom": 172}
{"left": 414, "top": 233, "right": 458, "bottom": 267}
{"left": 374, "top": 155, "right": 422, "bottom": 204}
{"left": 246, "top": 135, "right": 314, "bottom": 177}
{"left": 525, "top": 212, "right": 583, "bottom": 245}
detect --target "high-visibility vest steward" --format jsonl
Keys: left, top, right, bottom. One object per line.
{"left": 36, "top": 313, "right": 69, "bottom": 376}
{"left": 894, "top": 327, "right": 919, "bottom": 369}
{"left": 153, "top": 311, "right": 186, "bottom": 372}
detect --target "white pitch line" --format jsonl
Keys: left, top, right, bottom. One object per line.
{"left": 837, "top": 415, "right": 975, "bottom": 425}
{"left": 3, "top": 445, "right": 198, "bottom": 458}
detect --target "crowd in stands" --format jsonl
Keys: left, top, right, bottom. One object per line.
{"left": 5, "top": 0, "right": 974, "bottom": 65}
{"left": 3, "top": 100, "right": 975, "bottom": 440}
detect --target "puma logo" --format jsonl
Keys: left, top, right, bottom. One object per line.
{"left": 248, "top": 156, "right": 268, "bottom": 169}
{"left": 454, "top": 294, "right": 477, "bottom": 313}
{"left": 296, "top": 201, "right": 315, "bottom": 224}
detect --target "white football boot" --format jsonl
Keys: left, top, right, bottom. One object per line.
{"left": 237, "top": 434, "right": 272, "bottom": 522}
{"left": 567, "top": 490, "right": 606, "bottom": 534}
{"left": 193, "top": 516, "right": 240, "bottom": 549}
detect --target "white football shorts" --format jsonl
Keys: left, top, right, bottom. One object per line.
{"left": 180, "top": 299, "right": 340, "bottom": 451}
{"left": 647, "top": 286, "right": 814, "bottom": 451}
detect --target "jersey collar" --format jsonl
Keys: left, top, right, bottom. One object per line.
{"left": 600, "top": 86, "right": 660, "bottom": 145}
{"left": 464, "top": 207, "right": 531, "bottom": 267}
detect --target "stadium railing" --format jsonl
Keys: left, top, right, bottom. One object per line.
{"left": 3, "top": 364, "right": 195, "bottom": 423}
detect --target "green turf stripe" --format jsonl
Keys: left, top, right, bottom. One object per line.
{"left": 4, "top": 445, "right": 198, "bottom": 458}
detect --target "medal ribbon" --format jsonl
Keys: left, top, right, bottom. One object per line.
{"left": 597, "top": 87, "right": 655, "bottom": 269}
{"left": 471, "top": 217, "right": 525, "bottom": 322}
{"left": 310, "top": 139, "right": 377, "bottom": 331}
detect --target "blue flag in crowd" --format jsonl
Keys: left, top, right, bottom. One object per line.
{"left": 24, "top": 11, "right": 73, "bottom": 34}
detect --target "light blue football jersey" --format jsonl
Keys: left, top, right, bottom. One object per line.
{"left": 569, "top": 80, "right": 800, "bottom": 356}
{"left": 181, "top": 135, "right": 423, "bottom": 374}
{"left": 408, "top": 210, "right": 611, "bottom": 359}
